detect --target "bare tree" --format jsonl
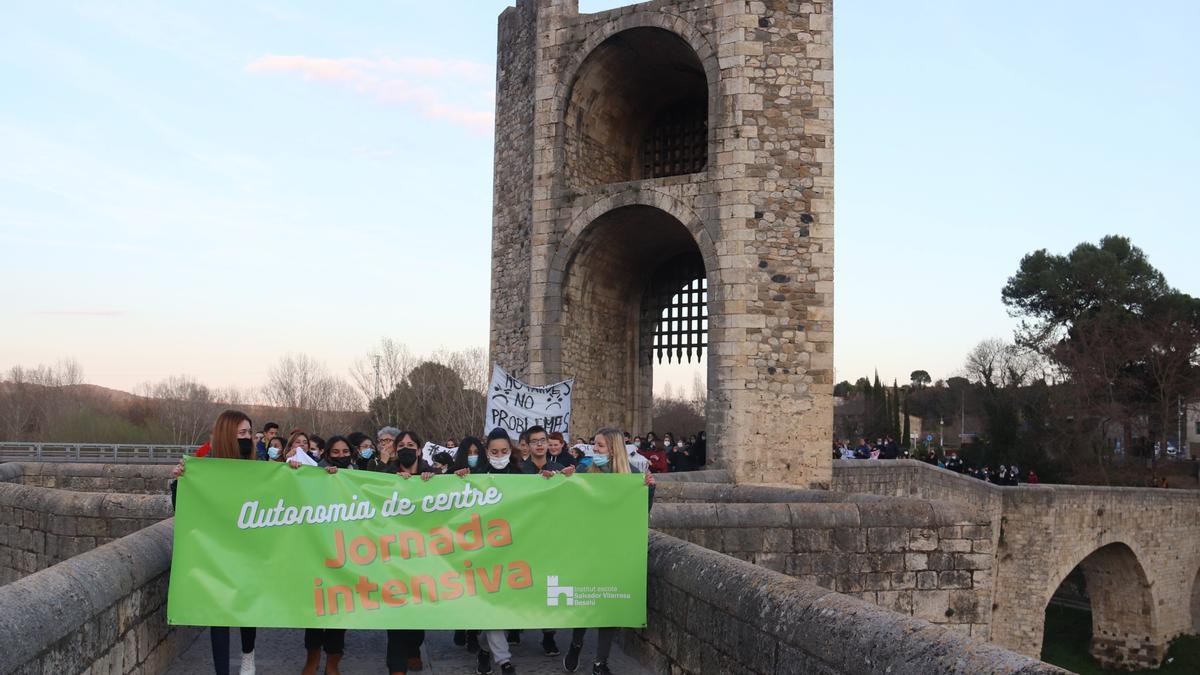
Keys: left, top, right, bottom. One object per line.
{"left": 263, "top": 353, "right": 364, "bottom": 433}
{"left": 350, "top": 339, "right": 417, "bottom": 425}
{"left": 964, "top": 339, "right": 1044, "bottom": 389}
{"left": 0, "top": 359, "right": 86, "bottom": 440}
{"left": 137, "top": 375, "right": 216, "bottom": 445}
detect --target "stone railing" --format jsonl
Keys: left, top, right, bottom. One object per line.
{"left": 0, "top": 481, "right": 172, "bottom": 584}
{"left": 652, "top": 468, "right": 732, "bottom": 483}
{"left": 652, "top": 486, "right": 997, "bottom": 639}
{"left": 623, "top": 531, "right": 1066, "bottom": 674}
{"left": 0, "top": 519, "right": 198, "bottom": 673}
{"left": 3, "top": 462, "right": 175, "bottom": 494}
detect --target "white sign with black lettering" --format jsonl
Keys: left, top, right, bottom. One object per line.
{"left": 485, "top": 365, "right": 573, "bottom": 442}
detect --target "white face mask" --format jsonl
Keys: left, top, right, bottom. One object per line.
{"left": 488, "top": 455, "right": 510, "bottom": 470}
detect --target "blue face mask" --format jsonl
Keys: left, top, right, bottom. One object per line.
{"left": 267, "top": 447, "right": 281, "bottom": 460}
{"left": 467, "top": 455, "right": 479, "bottom": 468}
{"left": 578, "top": 457, "right": 593, "bottom": 469}
{"left": 359, "top": 448, "right": 374, "bottom": 460}
{"left": 592, "top": 455, "right": 609, "bottom": 467}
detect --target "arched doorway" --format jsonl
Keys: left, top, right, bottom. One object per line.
{"left": 558, "top": 205, "right": 706, "bottom": 438}
{"left": 562, "top": 26, "right": 709, "bottom": 187}
{"left": 1040, "top": 543, "right": 1162, "bottom": 670}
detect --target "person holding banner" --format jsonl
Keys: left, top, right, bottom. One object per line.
{"left": 448, "top": 435, "right": 484, "bottom": 477}
{"left": 562, "top": 427, "right": 655, "bottom": 675}
{"left": 474, "top": 427, "right": 573, "bottom": 675}
{"left": 283, "top": 431, "right": 312, "bottom": 462}
{"left": 169, "top": 410, "right": 260, "bottom": 675}
{"left": 365, "top": 428, "right": 430, "bottom": 674}
{"left": 396, "top": 430, "right": 433, "bottom": 478}
{"left": 294, "top": 435, "right": 355, "bottom": 674}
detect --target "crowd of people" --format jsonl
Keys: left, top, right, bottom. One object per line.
{"left": 832, "top": 437, "right": 1040, "bottom": 486}
{"left": 173, "top": 411, "right": 658, "bottom": 675}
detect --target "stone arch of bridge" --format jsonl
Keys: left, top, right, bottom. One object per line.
{"left": 541, "top": 198, "right": 719, "bottom": 439}
{"left": 1042, "top": 541, "right": 1161, "bottom": 669}
{"left": 556, "top": 17, "right": 718, "bottom": 188}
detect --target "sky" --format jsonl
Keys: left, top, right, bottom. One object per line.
{"left": 1, "top": 0, "right": 1197, "bottom": 398}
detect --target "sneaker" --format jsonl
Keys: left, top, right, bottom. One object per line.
{"left": 500, "top": 662, "right": 517, "bottom": 675}
{"left": 506, "top": 629, "right": 521, "bottom": 645}
{"left": 563, "top": 643, "right": 583, "bottom": 672}
{"left": 542, "top": 632, "right": 560, "bottom": 657}
{"left": 239, "top": 651, "right": 255, "bottom": 675}
{"left": 467, "top": 631, "right": 480, "bottom": 653}
{"left": 455, "top": 630, "right": 467, "bottom": 646}
{"left": 408, "top": 655, "right": 424, "bottom": 671}
{"left": 477, "top": 649, "right": 493, "bottom": 675}
{"left": 592, "top": 661, "right": 612, "bottom": 675}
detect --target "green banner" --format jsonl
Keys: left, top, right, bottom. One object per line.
{"left": 167, "top": 458, "right": 648, "bottom": 629}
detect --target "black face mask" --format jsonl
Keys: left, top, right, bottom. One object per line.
{"left": 329, "top": 455, "right": 352, "bottom": 469}
{"left": 397, "top": 449, "right": 418, "bottom": 467}
{"left": 237, "top": 438, "right": 254, "bottom": 459}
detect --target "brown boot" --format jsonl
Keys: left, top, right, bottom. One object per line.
{"left": 323, "top": 653, "right": 342, "bottom": 675}
{"left": 407, "top": 654, "right": 424, "bottom": 671}
{"left": 300, "top": 649, "right": 321, "bottom": 675}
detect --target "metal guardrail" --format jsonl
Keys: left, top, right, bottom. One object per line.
{"left": 0, "top": 442, "right": 195, "bottom": 464}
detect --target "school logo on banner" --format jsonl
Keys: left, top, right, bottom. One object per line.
{"left": 485, "top": 365, "right": 573, "bottom": 441}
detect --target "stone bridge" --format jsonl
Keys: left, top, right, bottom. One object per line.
{"left": 831, "top": 459, "right": 1200, "bottom": 669}
{"left": 0, "top": 461, "right": 1066, "bottom": 674}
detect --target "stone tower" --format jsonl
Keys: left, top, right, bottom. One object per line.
{"left": 490, "top": 0, "right": 834, "bottom": 486}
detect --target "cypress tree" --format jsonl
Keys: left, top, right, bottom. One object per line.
{"left": 892, "top": 380, "right": 902, "bottom": 440}
{"left": 902, "top": 394, "right": 911, "bottom": 448}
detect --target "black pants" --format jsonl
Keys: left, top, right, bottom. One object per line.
{"left": 385, "top": 629, "right": 424, "bottom": 672}
{"left": 571, "top": 627, "right": 615, "bottom": 662}
{"left": 210, "top": 627, "right": 256, "bottom": 675}
{"left": 304, "top": 628, "right": 346, "bottom": 655}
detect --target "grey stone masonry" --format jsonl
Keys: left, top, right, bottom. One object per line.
{"left": 9, "top": 461, "right": 174, "bottom": 494}
{"left": 0, "top": 481, "right": 171, "bottom": 584}
{"left": 626, "top": 531, "right": 1066, "bottom": 674}
{"left": 652, "top": 485, "right": 997, "bottom": 639}
{"left": 0, "top": 519, "right": 199, "bottom": 674}
{"left": 491, "top": 0, "right": 835, "bottom": 486}
{"left": 832, "top": 459, "right": 1200, "bottom": 669}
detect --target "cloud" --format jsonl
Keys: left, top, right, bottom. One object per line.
{"left": 245, "top": 54, "right": 494, "bottom": 134}
{"left": 29, "top": 310, "right": 126, "bottom": 317}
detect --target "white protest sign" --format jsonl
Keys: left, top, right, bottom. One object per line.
{"left": 420, "top": 442, "right": 457, "bottom": 465}
{"left": 485, "top": 365, "right": 573, "bottom": 442}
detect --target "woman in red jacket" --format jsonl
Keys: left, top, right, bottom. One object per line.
{"left": 171, "top": 410, "right": 260, "bottom": 675}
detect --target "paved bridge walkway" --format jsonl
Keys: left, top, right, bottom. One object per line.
{"left": 168, "top": 627, "right": 650, "bottom": 674}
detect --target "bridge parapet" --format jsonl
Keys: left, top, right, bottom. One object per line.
{"left": 628, "top": 531, "right": 1067, "bottom": 674}
{"left": 0, "top": 480, "right": 171, "bottom": 584}
{"left": 0, "top": 518, "right": 198, "bottom": 673}
{"left": 832, "top": 459, "right": 1200, "bottom": 668}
